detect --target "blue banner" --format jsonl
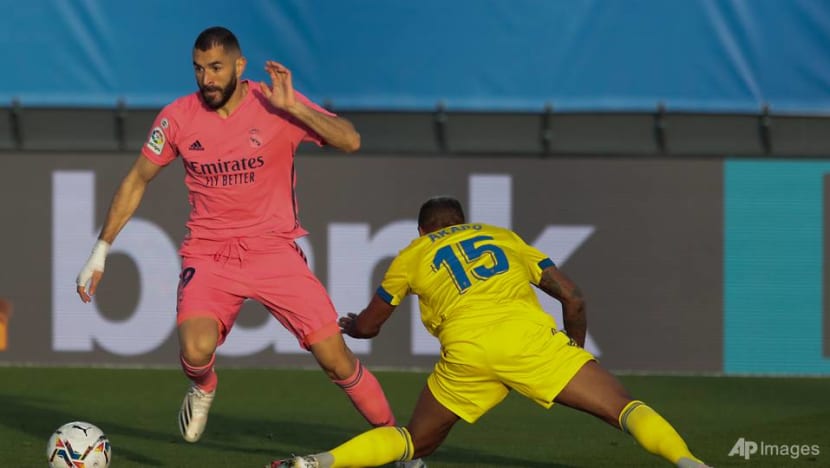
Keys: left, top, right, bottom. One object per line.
{"left": 1, "top": 0, "right": 829, "bottom": 112}
{"left": 725, "top": 160, "right": 830, "bottom": 374}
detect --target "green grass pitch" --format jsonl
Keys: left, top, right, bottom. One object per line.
{"left": 0, "top": 367, "right": 826, "bottom": 467}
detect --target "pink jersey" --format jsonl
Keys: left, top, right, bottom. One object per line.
{"left": 141, "top": 80, "right": 334, "bottom": 247}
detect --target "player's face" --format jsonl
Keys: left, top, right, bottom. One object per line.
{"left": 193, "top": 46, "right": 242, "bottom": 110}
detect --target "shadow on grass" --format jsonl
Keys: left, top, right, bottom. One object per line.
{"left": 0, "top": 392, "right": 572, "bottom": 467}
{"left": 0, "top": 393, "right": 168, "bottom": 466}
{"left": 421, "top": 446, "right": 576, "bottom": 468}
{"left": 202, "top": 412, "right": 575, "bottom": 468}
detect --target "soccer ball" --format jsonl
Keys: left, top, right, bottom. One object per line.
{"left": 46, "top": 421, "right": 111, "bottom": 468}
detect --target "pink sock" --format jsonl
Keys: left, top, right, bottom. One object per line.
{"left": 333, "top": 360, "right": 396, "bottom": 427}
{"left": 180, "top": 353, "right": 218, "bottom": 393}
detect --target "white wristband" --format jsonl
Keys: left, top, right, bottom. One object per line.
{"left": 76, "top": 240, "right": 111, "bottom": 287}
{"left": 89, "top": 240, "right": 111, "bottom": 269}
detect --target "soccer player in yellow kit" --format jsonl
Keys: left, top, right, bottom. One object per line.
{"left": 270, "top": 196, "right": 710, "bottom": 468}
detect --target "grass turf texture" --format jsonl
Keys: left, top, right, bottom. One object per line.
{"left": 0, "top": 367, "right": 826, "bottom": 467}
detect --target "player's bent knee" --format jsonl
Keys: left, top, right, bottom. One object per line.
{"left": 178, "top": 318, "right": 220, "bottom": 357}
{"left": 180, "top": 345, "right": 215, "bottom": 365}
{"left": 179, "top": 333, "right": 219, "bottom": 364}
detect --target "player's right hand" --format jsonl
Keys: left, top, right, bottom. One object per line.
{"left": 338, "top": 313, "right": 359, "bottom": 336}
{"left": 260, "top": 61, "right": 297, "bottom": 112}
{"left": 76, "top": 240, "right": 111, "bottom": 303}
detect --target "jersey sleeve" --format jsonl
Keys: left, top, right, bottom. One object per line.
{"left": 510, "top": 230, "right": 556, "bottom": 285}
{"left": 140, "top": 106, "right": 180, "bottom": 166}
{"left": 376, "top": 251, "right": 411, "bottom": 306}
{"left": 293, "top": 91, "right": 336, "bottom": 146}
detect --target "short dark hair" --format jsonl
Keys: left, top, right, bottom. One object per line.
{"left": 418, "top": 196, "right": 466, "bottom": 233}
{"left": 194, "top": 26, "right": 241, "bottom": 52}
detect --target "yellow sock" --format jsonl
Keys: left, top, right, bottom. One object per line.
{"left": 619, "top": 400, "right": 702, "bottom": 465}
{"left": 328, "top": 426, "right": 414, "bottom": 467}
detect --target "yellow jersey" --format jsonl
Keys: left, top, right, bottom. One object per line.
{"left": 377, "top": 223, "right": 557, "bottom": 338}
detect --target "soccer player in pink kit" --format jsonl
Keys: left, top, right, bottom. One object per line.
{"left": 75, "top": 26, "right": 400, "bottom": 446}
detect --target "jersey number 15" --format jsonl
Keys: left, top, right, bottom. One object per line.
{"left": 432, "top": 235, "right": 509, "bottom": 293}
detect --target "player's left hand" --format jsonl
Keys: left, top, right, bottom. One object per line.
{"left": 259, "top": 61, "right": 297, "bottom": 111}
{"left": 338, "top": 313, "right": 358, "bottom": 336}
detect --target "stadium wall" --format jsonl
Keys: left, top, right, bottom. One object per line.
{"left": 1, "top": 0, "right": 829, "bottom": 375}
{"left": 1, "top": 150, "right": 826, "bottom": 374}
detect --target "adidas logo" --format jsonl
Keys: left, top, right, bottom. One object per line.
{"left": 189, "top": 140, "right": 204, "bottom": 151}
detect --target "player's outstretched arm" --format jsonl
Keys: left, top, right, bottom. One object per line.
{"left": 259, "top": 60, "right": 361, "bottom": 152}
{"left": 76, "top": 155, "right": 164, "bottom": 303}
{"left": 339, "top": 294, "right": 396, "bottom": 339}
{"left": 538, "top": 265, "right": 587, "bottom": 347}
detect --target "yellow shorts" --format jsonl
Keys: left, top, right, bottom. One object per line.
{"left": 428, "top": 320, "right": 595, "bottom": 423}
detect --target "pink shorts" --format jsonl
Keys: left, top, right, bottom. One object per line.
{"left": 176, "top": 236, "right": 340, "bottom": 350}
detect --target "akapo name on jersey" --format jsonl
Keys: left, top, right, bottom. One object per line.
{"left": 427, "top": 223, "right": 483, "bottom": 242}
{"left": 186, "top": 156, "right": 265, "bottom": 187}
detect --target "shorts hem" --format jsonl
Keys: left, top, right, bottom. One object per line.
{"left": 541, "top": 355, "right": 596, "bottom": 408}
{"left": 176, "top": 309, "right": 222, "bottom": 326}
{"left": 303, "top": 322, "right": 341, "bottom": 348}
{"left": 427, "top": 375, "right": 481, "bottom": 424}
